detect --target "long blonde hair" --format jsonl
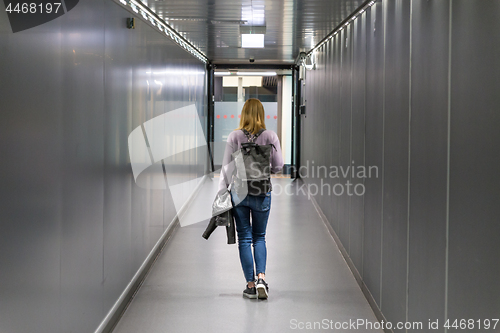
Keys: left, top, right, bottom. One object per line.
{"left": 236, "top": 98, "right": 266, "bottom": 135}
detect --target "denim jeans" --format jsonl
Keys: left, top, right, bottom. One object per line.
{"left": 231, "top": 192, "right": 271, "bottom": 283}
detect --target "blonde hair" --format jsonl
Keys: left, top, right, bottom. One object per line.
{"left": 236, "top": 98, "right": 266, "bottom": 135}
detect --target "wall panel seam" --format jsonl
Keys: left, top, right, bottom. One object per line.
{"left": 444, "top": 1, "right": 453, "bottom": 331}
{"left": 362, "top": 12, "right": 367, "bottom": 279}
{"left": 380, "top": 1, "right": 387, "bottom": 309}
{"left": 102, "top": 0, "right": 107, "bottom": 321}
{"left": 406, "top": 0, "right": 413, "bottom": 329}
{"left": 349, "top": 24, "right": 353, "bottom": 255}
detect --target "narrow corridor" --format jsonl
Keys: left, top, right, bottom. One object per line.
{"left": 112, "top": 178, "right": 381, "bottom": 333}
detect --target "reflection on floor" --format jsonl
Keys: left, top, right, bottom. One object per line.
{"left": 112, "top": 178, "right": 382, "bottom": 333}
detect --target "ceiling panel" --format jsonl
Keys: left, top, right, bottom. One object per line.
{"left": 143, "top": 0, "right": 365, "bottom": 64}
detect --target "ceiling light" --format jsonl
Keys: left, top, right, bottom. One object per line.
{"left": 236, "top": 72, "right": 276, "bottom": 76}
{"left": 223, "top": 76, "right": 263, "bottom": 87}
{"left": 241, "top": 34, "right": 264, "bottom": 48}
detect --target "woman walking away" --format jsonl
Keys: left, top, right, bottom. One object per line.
{"left": 219, "top": 98, "right": 284, "bottom": 299}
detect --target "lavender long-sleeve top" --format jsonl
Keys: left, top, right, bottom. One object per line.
{"left": 218, "top": 129, "right": 284, "bottom": 192}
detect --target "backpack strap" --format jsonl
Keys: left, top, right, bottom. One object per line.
{"left": 253, "top": 128, "right": 266, "bottom": 141}
{"left": 241, "top": 128, "right": 252, "bottom": 141}
{"left": 241, "top": 128, "right": 266, "bottom": 143}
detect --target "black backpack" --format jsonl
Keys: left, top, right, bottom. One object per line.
{"left": 231, "top": 128, "right": 276, "bottom": 196}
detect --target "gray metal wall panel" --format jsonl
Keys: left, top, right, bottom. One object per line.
{"left": 380, "top": 0, "right": 410, "bottom": 327}
{"left": 318, "top": 39, "right": 333, "bottom": 226}
{"left": 142, "top": 32, "right": 170, "bottom": 254}
{"left": 323, "top": 36, "right": 339, "bottom": 230}
{"left": 301, "top": 0, "right": 500, "bottom": 329}
{"left": 59, "top": 1, "right": 106, "bottom": 330}
{"left": 0, "top": 1, "right": 207, "bottom": 332}
{"left": 448, "top": 0, "right": 500, "bottom": 323}
{"left": 302, "top": 45, "right": 327, "bottom": 214}
{"left": 349, "top": 14, "right": 366, "bottom": 275}
{"left": 0, "top": 7, "right": 63, "bottom": 332}
{"left": 362, "top": 4, "right": 384, "bottom": 305}
{"left": 317, "top": 44, "right": 331, "bottom": 221}
{"left": 102, "top": 1, "right": 135, "bottom": 312}
{"left": 338, "top": 26, "right": 352, "bottom": 248}
{"left": 316, "top": 45, "right": 326, "bottom": 212}
{"left": 316, "top": 34, "right": 343, "bottom": 234}
{"left": 328, "top": 34, "right": 343, "bottom": 233}
{"left": 408, "top": 0, "right": 449, "bottom": 328}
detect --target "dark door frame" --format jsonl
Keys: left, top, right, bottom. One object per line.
{"left": 291, "top": 65, "right": 301, "bottom": 179}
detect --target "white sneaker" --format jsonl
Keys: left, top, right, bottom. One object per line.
{"left": 256, "top": 278, "right": 269, "bottom": 299}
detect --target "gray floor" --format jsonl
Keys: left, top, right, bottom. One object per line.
{"left": 112, "top": 178, "right": 382, "bottom": 333}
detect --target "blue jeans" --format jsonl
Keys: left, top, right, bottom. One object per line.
{"left": 231, "top": 192, "right": 271, "bottom": 283}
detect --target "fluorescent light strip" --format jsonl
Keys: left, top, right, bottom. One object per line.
{"left": 122, "top": 0, "right": 209, "bottom": 64}
{"left": 238, "top": 72, "right": 276, "bottom": 76}
{"left": 214, "top": 72, "right": 276, "bottom": 76}
{"left": 307, "top": 0, "right": 376, "bottom": 56}
{"left": 146, "top": 71, "right": 205, "bottom": 75}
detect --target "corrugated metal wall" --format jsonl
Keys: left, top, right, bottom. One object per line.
{"left": 0, "top": 0, "right": 207, "bottom": 332}
{"left": 300, "top": 0, "right": 500, "bottom": 331}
